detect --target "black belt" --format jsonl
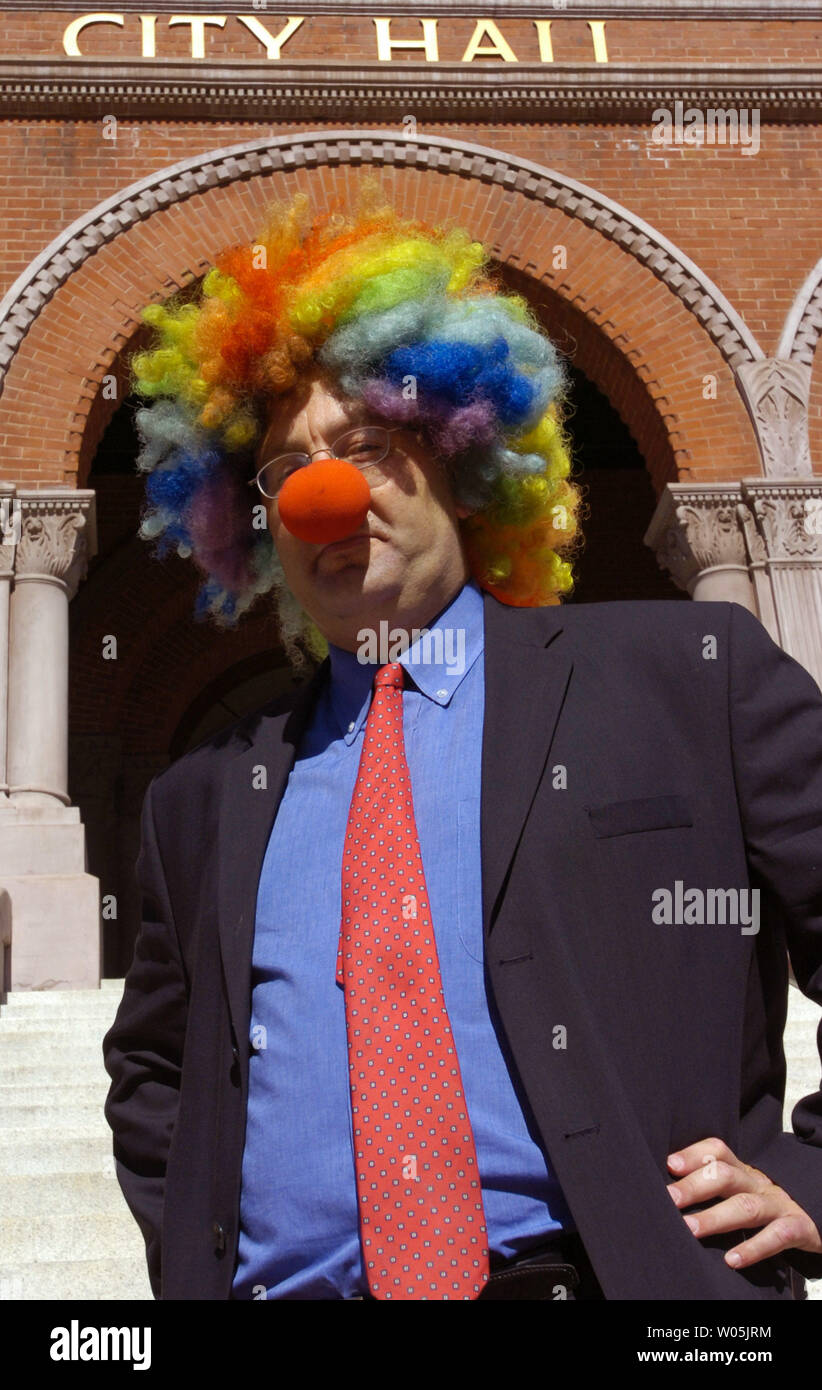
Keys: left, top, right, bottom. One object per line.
{"left": 481, "top": 1230, "right": 600, "bottom": 1300}
{"left": 348, "top": 1230, "right": 604, "bottom": 1300}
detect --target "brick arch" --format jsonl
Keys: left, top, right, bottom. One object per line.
{"left": 0, "top": 130, "right": 763, "bottom": 496}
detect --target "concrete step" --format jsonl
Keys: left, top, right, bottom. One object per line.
{"left": 0, "top": 1058, "right": 111, "bottom": 1083}
{"left": 0, "top": 1019, "right": 114, "bottom": 1037}
{"left": 1, "top": 1172, "right": 134, "bottom": 1217}
{"left": 0, "top": 1033, "right": 108, "bottom": 1056}
{"left": 0, "top": 1210, "right": 145, "bottom": 1265}
{"left": 1, "top": 993, "right": 122, "bottom": 1010}
{"left": 0, "top": 1083, "right": 109, "bottom": 1108}
{"left": 0, "top": 1136, "right": 114, "bottom": 1176}
{"left": 0, "top": 992, "right": 114, "bottom": 1010}
{"left": 1, "top": 1104, "right": 107, "bottom": 1128}
{"left": 2, "top": 981, "right": 123, "bottom": 1003}
{"left": 0, "top": 1258, "right": 152, "bottom": 1301}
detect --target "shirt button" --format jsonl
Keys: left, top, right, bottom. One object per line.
{"left": 436, "top": 689, "right": 448, "bottom": 699}
{"left": 348, "top": 721, "right": 355, "bottom": 732}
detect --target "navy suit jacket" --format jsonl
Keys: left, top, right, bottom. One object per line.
{"left": 103, "top": 593, "right": 822, "bottom": 1299}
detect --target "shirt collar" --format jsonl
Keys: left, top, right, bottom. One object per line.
{"left": 326, "top": 577, "right": 485, "bottom": 744}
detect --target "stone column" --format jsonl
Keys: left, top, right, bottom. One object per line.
{"left": 643, "top": 483, "right": 757, "bottom": 610}
{"left": 741, "top": 479, "right": 822, "bottom": 691}
{"left": 0, "top": 490, "right": 101, "bottom": 990}
{"left": 0, "top": 483, "right": 17, "bottom": 804}
{"left": 734, "top": 358, "right": 822, "bottom": 684}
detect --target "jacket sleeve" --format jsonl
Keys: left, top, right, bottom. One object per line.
{"left": 727, "top": 601, "right": 822, "bottom": 1282}
{"left": 102, "top": 774, "right": 189, "bottom": 1300}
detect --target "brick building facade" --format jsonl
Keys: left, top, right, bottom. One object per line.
{"left": 1, "top": 1, "right": 822, "bottom": 985}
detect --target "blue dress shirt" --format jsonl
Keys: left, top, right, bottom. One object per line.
{"left": 232, "top": 577, "right": 574, "bottom": 1299}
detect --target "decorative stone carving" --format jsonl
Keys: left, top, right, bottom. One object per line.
{"left": 0, "top": 483, "right": 17, "bottom": 579}
{"left": 644, "top": 483, "right": 748, "bottom": 594}
{"left": 14, "top": 492, "right": 97, "bottom": 601}
{"left": 737, "top": 479, "right": 822, "bottom": 689}
{"left": 741, "top": 479, "right": 822, "bottom": 561}
{"left": 647, "top": 479, "right": 822, "bottom": 685}
{"left": 735, "top": 359, "right": 812, "bottom": 479}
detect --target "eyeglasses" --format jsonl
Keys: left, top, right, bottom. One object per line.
{"left": 248, "top": 425, "right": 409, "bottom": 501}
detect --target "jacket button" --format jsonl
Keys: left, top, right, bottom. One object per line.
{"left": 231, "top": 1044, "right": 240, "bottom": 1063}
{"left": 213, "top": 1221, "right": 226, "bottom": 1254}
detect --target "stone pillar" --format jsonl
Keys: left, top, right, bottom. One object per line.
{"left": 741, "top": 479, "right": 822, "bottom": 691}
{"left": 643, "top": 483, "right": 757, "bottom": 610}
{"left": 0, "top": 489, "right": 101, "bottom": 990}
{"left": 0, "top": 483, "right": 17, "bottom": 803}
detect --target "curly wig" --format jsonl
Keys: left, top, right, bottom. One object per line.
{"left": 130, "top": 182, "right": 581, "bottom": 666}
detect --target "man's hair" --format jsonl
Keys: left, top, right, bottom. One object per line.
{"left": 130, "top": 180, "right": 581, "bottom": 668}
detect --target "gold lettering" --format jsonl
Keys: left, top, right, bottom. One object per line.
{"left": 59, "top": 11, "right": 608, "bottom": 68}
{"left": 140, "top": 14, "right": 157, "bottom": 59}
{"left": 168, "top": 14, "right": 227, "bottom": 60}
{"left": 63, "top": 12, "right": 124, "bottom": 58}
{"left": 236, "top": 15, "right": 304, "bottom": 60}
{"left": 587, "top": 20, "right": 609, "bottom": 63}
{"left": 372, "top": 17, "right": 439, "bottom": 63}
{"left": 533, "top": 20, "right": 553, "bottom": 64}
{"left": 461, "top": 19, "right": 517, "bottom": 63}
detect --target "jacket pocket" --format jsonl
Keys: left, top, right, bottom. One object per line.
{"left": 586, "top": 794, "right": 693, "bottom": 839}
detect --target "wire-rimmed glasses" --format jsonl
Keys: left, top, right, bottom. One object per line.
{"left": 248, "top": 425, "right": 407, "bottom": 501}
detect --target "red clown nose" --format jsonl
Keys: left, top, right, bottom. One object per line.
{"left": 277, "top": 457, "right": 372, "bottom": 545}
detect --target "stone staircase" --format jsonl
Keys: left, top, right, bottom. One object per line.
{"left": 0, "top": 978, "right": 819, "bottom": 1301}
{"left": 0, "top": 979, "right": 151, "bottom": 1300}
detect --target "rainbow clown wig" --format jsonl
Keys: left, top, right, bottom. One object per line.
{"left": 131, "top": 183, "right": 581, "bottom": 667}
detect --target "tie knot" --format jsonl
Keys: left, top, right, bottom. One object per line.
{"left": 374, "top": 661, "right": 405, "bottom": 691}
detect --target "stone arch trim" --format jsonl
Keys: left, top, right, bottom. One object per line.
{"left": 731, "top": 259, "right": 822, "bottom": 480}
{"left": 0, "top": 129, "right": 764, "bottom": 390}
{"left": 777, "top": 256, "right": 822, "bottom": 364}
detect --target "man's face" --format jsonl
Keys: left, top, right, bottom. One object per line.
{"left": 256, "top": 367, "right": 473, "bottom": 650}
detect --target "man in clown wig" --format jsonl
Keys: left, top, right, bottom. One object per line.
{"left": 103, "top": 184, "right": 822, "bottom": 1301}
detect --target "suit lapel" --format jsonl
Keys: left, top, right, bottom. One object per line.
{"left": 216, "top": 656, "right": 330, "bottom": 1055}
{"left": 480, "top": 590, "right": 573, "bottom": 938}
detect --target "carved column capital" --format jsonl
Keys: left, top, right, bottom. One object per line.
{"left": 644, "top": 482, "right": 748, "bottom": 593}
{"left": 14, "top": 490, "right": 98, "bottom": 601}
{"left": 740, "top": 478, "right": 822, "bottom": 561}
{"left": 735, "top": 358, "right": 812, "bottom": 479}
{"left": 0, "top": 483, "right": 18, "bottom": 581}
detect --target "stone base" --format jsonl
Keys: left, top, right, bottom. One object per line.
{"left": 3, "top": 873, "right": 101, "bottom": 990}
{"left": 0, "top": 813, "right": 88, "bottom": 875}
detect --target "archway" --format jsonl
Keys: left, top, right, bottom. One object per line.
{"left": 0, "top": 131, "right": 777, "bottom": 988}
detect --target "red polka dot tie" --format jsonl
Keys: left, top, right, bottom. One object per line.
{"left": 336, "top": 661, "right": 490, "bottom": 1300}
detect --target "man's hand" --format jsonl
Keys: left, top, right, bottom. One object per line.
{"left": 667, "top": 1137, "right": 822, "bottom": 1269}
